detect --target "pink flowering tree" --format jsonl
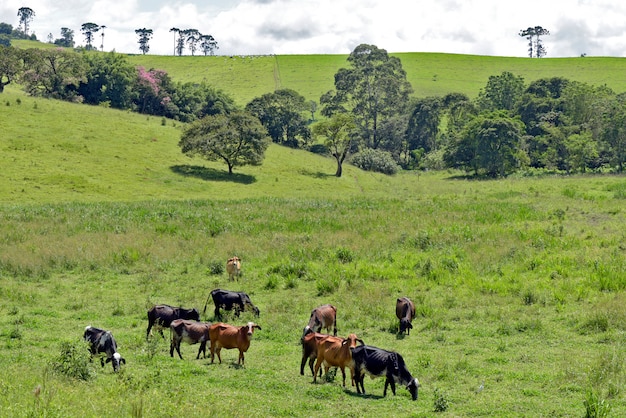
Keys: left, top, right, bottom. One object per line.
{"left": 133, "top": 66, "right": 174, "bottom": 115}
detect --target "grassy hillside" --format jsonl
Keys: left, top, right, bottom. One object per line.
{"left": 127, "top": 52, "right": 626, "bottom": 106}
{"left": 0, "top": 87, "right": 407, "bottom": 204}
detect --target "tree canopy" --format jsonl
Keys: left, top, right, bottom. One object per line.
{"left": 179, "top": 111, "right": 270, "bottom": 174}
{"left": 321, "top": 44, "right": 413, "bottom": 150}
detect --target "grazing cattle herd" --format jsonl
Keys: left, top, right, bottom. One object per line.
{"left": 83, "top": 258, "right": 420, "bottom": 402}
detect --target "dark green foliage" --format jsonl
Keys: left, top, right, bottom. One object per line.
{"left": 349, "top": 148, "right": 399, "bottom": 174}
{"left": 321, "top": 44, "right": 413, "bottom": 150}
{"left": 246, "top": 89, "right": 312, "bottom": 148}
{"left": 78, "top": 52, "right": 136, "bottom": 108}
{"left": 50, "top": 341, "right": 95, "bottom": 381}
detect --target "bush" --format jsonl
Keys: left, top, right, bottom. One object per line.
{"left": 50, "top": 341, "right": 96, "bottom": 381}
{"left": 349, "top": 148, "right": 400, "bottom": 175}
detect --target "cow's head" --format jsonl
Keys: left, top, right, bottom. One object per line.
{"left": 244, "top": 322, "right": 261, "bottom": 337}
{"left": 189, "top": 308, "right": 201, "bottom": 322}
{"left": 341, "top": 334, "right": 364, "bottom": 348}
{"left": 407, "top": 377, "right": 420, "bottom": 401}
{"left": 399, "top": 318, "right": 413, "bottom": 334}
{"left": 106, "top": 352, "right": 126, "bottom": 372}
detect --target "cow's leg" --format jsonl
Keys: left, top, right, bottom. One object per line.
{"left": 340, "top": 367, "right": 347, "bottom": 387}
{"left": 313, "top": 357, "right": 323, "bottom": 383}
{"left": 174, "top": 341, "right": 183, "bottom": 359}
{"left": 238, "top": 350, "right": 244, "bottom": 365}
{"left": 146, "top": 322, "right": 153, "bottom": 340}
{"left": 197, "top": 342, "right": 207, "bottom": 359}
{"left": 216, "top": 347, "right": 222, "bottom": 363}
{"left": 354, "top": 369, "right": 365, "bottom": 394}
{"left": 210, "top": 342, "right": 216, "bottom": 363}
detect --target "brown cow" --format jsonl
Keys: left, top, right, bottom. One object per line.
{"left": 169, "top": 319, "right": 212, "bottom": 360}
{"left": 209, "top": 321, "right": 261, "bottom": 365}
{"left": 300, "top": 332, "right": 327, "bottom": 377}
{"left": 396, "top": 297, "right": 416, "bottom": 335}
{"left": 313, "top": 333, "right": 364, "bottom": 387}
{"left": 226, "top": 257, "right": 241, "bottom": 281}
{"left": 302, "top": 304, "right": 337, "bottom": 339}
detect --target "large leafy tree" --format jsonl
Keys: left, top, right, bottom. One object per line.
{"left": 168, "top": 81, "right": 236, "bottom": 122}
{"left": 246, "top": 89, "right": 311, "bottom": 148}
{"left": 320, "top": 44, "right": 413, "bottom": 150}
{"left": 135, "top": 28, "right": 153, "bottom": 55}
{"left": 17, "top": 7, "right": 35, "bottom": 36}
{"left": 77, "top": 52, "right": 136, "bottom": 108}
{"left": 312, "top": 113, "right": 356, "bottom": 177}
{"left": 0, "top": 46, "right": 23, "bottom": 93}
{"left": 81, "top": 23, "right": 100, "bottom": 50}
{"left": 21, "top": 48, "right": 86, "bottom": 100}
{"left": 405, "top": 96, "right": 443, "bottom": 154}
{"left": 179, "top": 111, "right": 270, "bottom": 174}
{"left": 477, "top": 71, "right": 525, "bottom": 112}
{"left": 445, "top": 111, "right": 526, "bottom": 177}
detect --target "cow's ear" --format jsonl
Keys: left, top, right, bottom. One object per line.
{"left": 254, "top": 324, "right": 262, "bottom": 330}
{"left": 120, "top": 358, "right": 126, "bottom": 365}
{"left": 105, "top": 357, "right": 111, "bottom": 363}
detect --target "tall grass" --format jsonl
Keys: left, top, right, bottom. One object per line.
{"left": 0, "top": 173, "right": 625, "bottom": 416}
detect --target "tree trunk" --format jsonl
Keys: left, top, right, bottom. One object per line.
{"left": 335, "top": 158, "right": 343, "bottom": 177}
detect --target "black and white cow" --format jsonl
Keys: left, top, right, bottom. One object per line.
{"left": 350, "top": 345, "right": 420, "bottom": 401}
{"left": 146, "top": 304, "right": 201, "bottom": 340}
{"left": 209, "top": 288, "right": 260, "bottom": 319}
{"left": 83, "top": 326, "right": 126, "bottom": 372}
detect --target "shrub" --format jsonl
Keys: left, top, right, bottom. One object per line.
{"left": 349, "top": 148, "right": 400, "bottom": 175}
{"left": 50, "top": 341, "right": 95, "bottom": 381}
{"left": 208, "top": 260, "right": 224, "bottom": 275}
{"left": 433, "top": 387, "right": 450, "bottom": 412}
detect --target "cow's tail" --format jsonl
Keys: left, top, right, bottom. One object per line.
{"left": 202, "top": 292, "right": 211, "bottom": 314}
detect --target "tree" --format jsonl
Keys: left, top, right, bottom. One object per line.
{"left": 199, "top": 34, "right": 218, "bottom": 56}
{"left": 77, "top": 52, "right": 136, "bottom": 109}
{"left": 176, "top": 30, "right": 186, "bottom": 56}
{"left": 445, "top": 111, "right": 526, "bottom": 177}
{"left": 17, "top": 7, "right": 35, "bottom": 36}
{"left": 405, "top": 97, "right": 443, "bottom": 155}
{"left": 0, "top": 46, "right": 23, "bottom": 93}
{"left": 312, "top": 113, "right": 356, "bottom": 177}
{"left": 519, "top": 26, "right": 550, "bottom": 58}
{"left": 565, "top": 132, "right": 597, "bottom": 173}
{"left": 179, "top": 111, "right": 270, "bottom": 174}
{"left": 169, "top": 28, "right": 179, "bottom": 56}
{"left": 81, "top": 23, "right": 100, "bottom": 50}
{"left": 185, "top": 29, "right": 200, "bottom": 56}
{"left": 320, "top": 44, "right": 413, "bottom": 150}
{"left": 135, "top": 28, "right": 153, "bottom": 55}
{"left": 246, "top": 89, "right": 312, "bottom": 148}
{"left": 21, "top": 48, "right": 86, "bottom": 100}
{"left": 54, "top": 27, "right": 75, "bottom": 48}
{"left": 477, "top": 71, "right": 525, "bottom": 112}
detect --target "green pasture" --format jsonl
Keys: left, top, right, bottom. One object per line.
{"left": 129, "top": 51, "right": 626, "bottom": 106}
{"left": 1, "top": 47, "right": 626, "bottom": 417}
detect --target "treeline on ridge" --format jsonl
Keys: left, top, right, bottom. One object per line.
{"left": 1, "top": 43, "right": 625, "bottom": 178}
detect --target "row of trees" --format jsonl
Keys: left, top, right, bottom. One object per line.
{"left": 4, "top": 7, "right": 218, "bottom": 55}
{"left": 1, "top": 42, "right": 625, "bottom": 177}
{"left": 180, "top": 44, "right": 626, "bottom": 177}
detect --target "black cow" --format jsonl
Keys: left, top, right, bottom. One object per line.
{"left": 209, "top": 288, "right": 260, "bottom": 319}
{"left": 146, "top": 304, "right": 200, "bottom": 340}
{"left": 351, "top": 345, "right": 420, "bottom": 401}
{"left": 83, "top": 326, "right": 126, "bottom": 372}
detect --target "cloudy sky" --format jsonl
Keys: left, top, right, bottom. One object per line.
{"left": 2, "top": 0, "right": 626, "bottom": 57}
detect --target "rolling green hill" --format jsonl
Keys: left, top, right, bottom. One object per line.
{"left": 125, "top": 52, "right": 626, "bottom": 106}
